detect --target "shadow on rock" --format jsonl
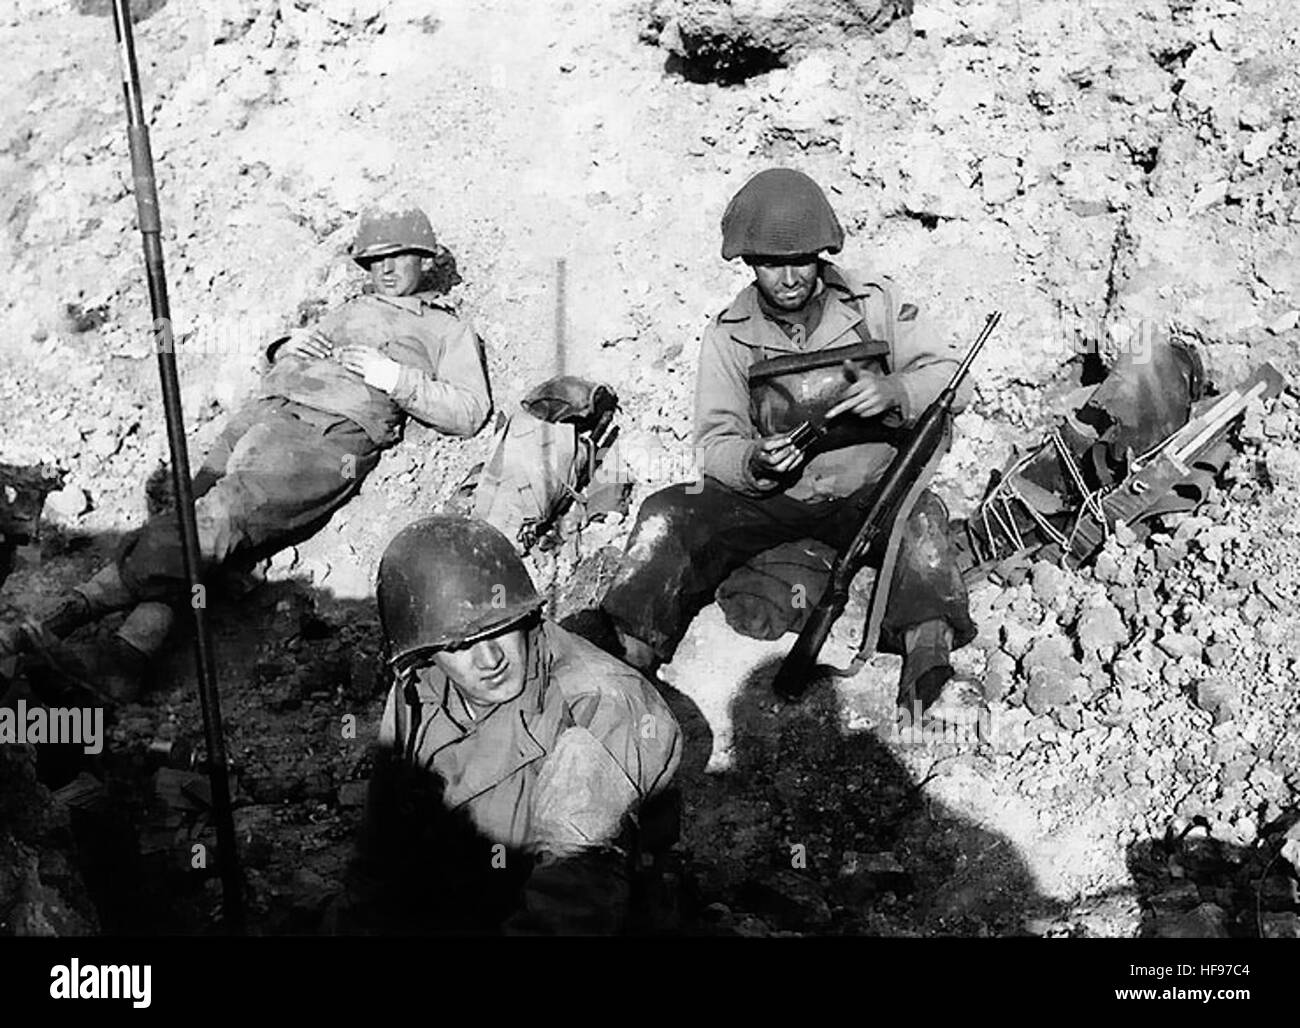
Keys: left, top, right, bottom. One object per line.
{"left": 1125, "top": 813, "right": 1300, "bottom": 939}
{"left": 0, "top": 516, "right": 395, "bottom": 936}
{"left": 5, "top": 535, "right": 712, "bottom": 936}
{"left": 674, "top": 655, "right": 1059, "bottom": 936}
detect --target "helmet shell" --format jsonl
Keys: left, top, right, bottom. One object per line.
{"left": 720, "top": 168, "right": 844, "bottom": 261}
{"left": 377, "top": 515, "right": 542, "bottom": 665}
{"left": 349, "top": 206, "right": 440, "bottom": 265}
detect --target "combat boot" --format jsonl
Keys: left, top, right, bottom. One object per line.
{"left": 55, "top": 602, "right": 172, "bottom": 705}
{"left": 0, "top": 599, "right": 89, "bottom": 677}
{"left": 904, "top": 616, "right": 982, "bottom": 701}
{"left": 16, "top": 563, "right": 136, "bottom": 652}
{"left": 898, "top": 619, "right": 987, "bottom": 727}
{"left": 0, "top": 589, "right": 100, "bottom": 672}
{"left": 57, "top": 635, "right": 151, "bottom": 705}
{"left": 38, "top": 593, "right": 96, "bottom": 639}
{"left": 898, "top": 619, "right": 953, "bottom": 710}
{"left": 102, "top": 601, "right": 174, "bottom": 703}
{"left": 563, "top": 607, "right": 662, "bottom": 676}
{"left": 0, "top": 621, "right": 29, "bottom": 676}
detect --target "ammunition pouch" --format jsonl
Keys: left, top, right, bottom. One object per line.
{"left": 747, "top": 341, "right": 901, "bottom": 454}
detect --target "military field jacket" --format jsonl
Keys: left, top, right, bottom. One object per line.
{"left": 262, "top": 291, "right": 491, "bottom": 446}
{"left": 376, "top": 620, "right": 682, "bottom": 856}
{"left": 695, "top": 263, "right": 971, "bottom": 502}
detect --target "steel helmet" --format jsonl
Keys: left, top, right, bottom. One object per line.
{"left": 720, "top": 168, "right": 844, "bottom": 261}
{"left": 377, "top": 515, "right": 543, "bottom": 666}
{"left": 349, "top": 205, "right": 440, "bottom": 265}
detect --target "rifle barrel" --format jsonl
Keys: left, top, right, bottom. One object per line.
{"left": 772, "top": 310, "right": 1002, "bottom": 701}
{"left": 946, "top": 311, "right": 1002, "bottom": 395}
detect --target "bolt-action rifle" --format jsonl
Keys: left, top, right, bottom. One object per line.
{"left": 772, "top": 312, "right": 1002, "bottom": 702}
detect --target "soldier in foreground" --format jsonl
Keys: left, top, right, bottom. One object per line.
{"left": 601, "top": 168, "right": 978, "bottom": 717}
{"left": 0, "top": 205, "right": 491, "bottom": 701}
{"left": 351, "top": 514, "right": 681, "bottom": 934}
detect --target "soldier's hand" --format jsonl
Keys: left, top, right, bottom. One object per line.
{"left": 338, "top": 345, "right": 403, "bottom": 392}
{"left": 749, "top": 433, "right": 804, "bottom": 479}
{"left": 825, "top": 366, "right": 905, "bottom": 421}
{"left": 278, "top": 328, "right": 333, "bottom": 361}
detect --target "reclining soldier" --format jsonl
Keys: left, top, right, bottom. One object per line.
{"left": 601, "top": 168, "right": 979, "bottom": 716}
{"left": 0, "top": 205, "right": 491, "bottom": 701}
{"left": 353, "top": 514, "right": 681, "bottom": 934}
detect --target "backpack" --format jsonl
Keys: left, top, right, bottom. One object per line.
{"left": 452, "top": 376, "right": 630, "bottom": 554}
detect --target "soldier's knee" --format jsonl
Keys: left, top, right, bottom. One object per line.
{"left": 635, "top": 484, "right": 697, "bottom": 523}
{"left": 901, "top": 492, "right": 955, "bottom": 569}
{"left": 905, "top": 490, "right": 950, "bottom": 536}
{"left": 194, "top": 493, "right": 240, "bottom": 564}
{"left": 624, "top": 486, "right": 696, "bottom": 552}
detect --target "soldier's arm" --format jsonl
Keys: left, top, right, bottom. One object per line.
{"left": 567, "top": 680, "right": 683, "bottom": 801}
{"left": 505, "top": 682, "right": 681, "bottom": 936}
{"left": 886, "top": 299, "right": 974, "bottom": 423}
{"left": 387, "top": 316, "right": 493, "bottom": 437}
{"left": 525, "top": 677, "right": 682, "bottom": 855}
{"left": 265, "top": 304, "right": 343, "bottom": 364}
{"left": 694, "top": 321, "right": 776, "bottom": 495}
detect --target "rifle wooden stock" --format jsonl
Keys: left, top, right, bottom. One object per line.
{"left": 770, "top": 589, "right": 845, "bottom": 687}
{"left": 772, "top": 312, "right": 1002, "bottom": 702}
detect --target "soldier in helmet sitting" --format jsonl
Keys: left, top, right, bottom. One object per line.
{"left": 1, "top": 205, "right": 491, "bottom": 701}
{"left": 601, "top": 168, "right": 979, "bottom": 719}
{"left": 352, "top": 514, "right": 681, "bottom": 934}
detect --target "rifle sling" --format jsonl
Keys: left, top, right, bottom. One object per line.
{"left": 829, "top": 419, "right": 952, "bottom": 679}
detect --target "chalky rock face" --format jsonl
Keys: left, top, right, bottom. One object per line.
{"left": 73, "top": 0, "right": 169, "bottom": 19}
{"left": 643, "top": 0, "right": 913, "bottom": 82}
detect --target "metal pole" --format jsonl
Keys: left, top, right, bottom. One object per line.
{"left": 554, "top": 257, "right": 567, "bottom": 377}
{"left": 546, "top": 257, "right": 568, "bottom": 603}
{"left": 110, "top": 0, "right": 244, "bottom": 932}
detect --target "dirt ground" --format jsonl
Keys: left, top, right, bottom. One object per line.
{"left": 2, "top": 0, "right": 1299, "bottom": 936}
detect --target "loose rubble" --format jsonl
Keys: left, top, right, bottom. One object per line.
{"left": 2, "top": 0, "right": 1299, "bottom": 936}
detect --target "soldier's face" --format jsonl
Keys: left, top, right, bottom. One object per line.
{"left": 751, "top": 256, "right": 821, "bottom": 311}
{"left": 434, "top": 627, "right": 529, "bottom": 710}
{"left": 365, "top": 252, "right": 425, "bottom": 297}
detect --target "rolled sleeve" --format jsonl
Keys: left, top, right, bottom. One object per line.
{"left": 389, "top": 318, "right": 492, "bottom": 437}
{"left": 694, "top": 322, "right": 777, "bottom": 497}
